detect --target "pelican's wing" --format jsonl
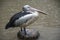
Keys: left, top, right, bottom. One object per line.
{"left": 5, "top": 11, "right": 31, "bottom": 29}
{"left": 14, "top": 13, "right": 33, "bottom": 26}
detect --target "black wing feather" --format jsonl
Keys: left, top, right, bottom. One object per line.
{"left": 5, "top": 11, "right": 31, "bottom": 29}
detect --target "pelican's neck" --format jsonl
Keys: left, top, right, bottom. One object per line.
{"left": 32, "top": 11, "right": 39, "bottom": 17}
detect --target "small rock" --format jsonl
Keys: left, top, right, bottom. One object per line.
{"left": 17, "top": 29, "right": 40, "bottom": 40}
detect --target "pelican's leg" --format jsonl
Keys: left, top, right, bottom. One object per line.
{"left": 24, "top": 27, "right": 26, "bottom": 35}
{"left": 21, "top": 27, "right": 22, "bottom": 31}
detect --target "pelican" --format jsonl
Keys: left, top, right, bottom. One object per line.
{"left": 5, "top": 5, "right": 47, "bottom": 35}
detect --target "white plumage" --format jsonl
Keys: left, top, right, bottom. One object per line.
{"left": 15, "top": 11, "right": 39, "bottom": 26}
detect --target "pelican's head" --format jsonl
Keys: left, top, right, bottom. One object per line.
{"left": 23, "top": 5, "right": 31, "bottom": 11}
{"left": 23, "top": 5, "right": 47, "bottom": 15}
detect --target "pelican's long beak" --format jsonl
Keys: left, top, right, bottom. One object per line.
{"left": 37, "top": 10, "right": 47, "bottom": 15}
{"left": 30, "top": 7, "right": 47, "bottom": 15}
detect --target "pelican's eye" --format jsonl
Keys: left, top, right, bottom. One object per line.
{"left": 27, "top": 7, "right": 30, "bottom": 8}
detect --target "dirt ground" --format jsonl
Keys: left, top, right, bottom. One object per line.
{"left": 0, "top": 0, "right": 60, "bottom": 40}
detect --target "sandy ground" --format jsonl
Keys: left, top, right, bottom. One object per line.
{"left": 0, "top": 0, "right": 60, "bottom": 40}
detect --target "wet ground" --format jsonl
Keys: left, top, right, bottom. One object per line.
{"left": 0, "top": 0, "right": 60, "bottom": 40}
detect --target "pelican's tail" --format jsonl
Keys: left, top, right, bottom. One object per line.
{"left": 5, "top": 22, "right": 12, "bottom": 29}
